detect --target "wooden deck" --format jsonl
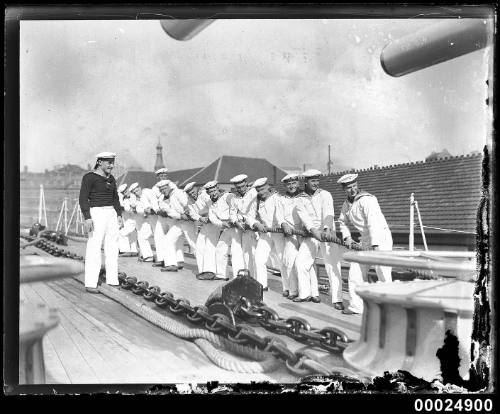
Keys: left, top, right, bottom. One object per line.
{"left": 20, "top": 239, "right": 363, "bottom": 384}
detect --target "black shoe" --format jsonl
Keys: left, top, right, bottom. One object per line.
{"left": 119, "top": 252, "right": 135, "bottom": 257}
{"left": 177, "top": 262, "right": 184, "bottom": 270}
{"left": 282, "top": 290, "right": 289, "bottom": 297}
{"left": 262, "top": 287, "right": 269, "bottom": 292}
{"left": 333, "top": 302, "right": 345, "bottom": 310}
{"left": 310, "top": 296, "right": 321, "bottom": 303}
{"left": 161, "top": 265, "right": 178, "bottom": 272}
{"left": 152, "top": 261, "right": 164, "bottom": 267}
{"left": 86, "top": 287, "right": 99, "bottom": 294}
{"left": 293, "top": 296, "right": 311, "bottom": 303}
{"left": 138, "top": 256, "right": 154, "bottom": 262}
{"left": 342, "top": 309, "right": 359, "bottom": 315}
{"left": 288, "top": 294, "right": 298, "bottom": 300}
{"left": 196, "top": 271, "right": 216, "bottom": 280}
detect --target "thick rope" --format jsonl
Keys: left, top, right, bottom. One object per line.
{"left": 97, "top": 283, "right": 282, "bottom": 374}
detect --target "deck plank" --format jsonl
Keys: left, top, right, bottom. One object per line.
{"left": 21, "top": 283, "right": 100, "bottom": 384}
{"left": 42, "top": 335, "right": 71, "bottom": 384}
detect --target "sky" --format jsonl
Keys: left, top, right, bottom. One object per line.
{"left": 20, "top": 18, "right": 493, "bottom": 173}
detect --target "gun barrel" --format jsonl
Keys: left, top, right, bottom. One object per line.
{"left": 380, "top": 19, "right": 492, "bottom": 77}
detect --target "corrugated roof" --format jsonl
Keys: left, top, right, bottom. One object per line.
{"left": 279, "top": 153, "right": 483, "bottom": 235}
{"left": 181, "top": 155, "right": 288, "bottom": 187}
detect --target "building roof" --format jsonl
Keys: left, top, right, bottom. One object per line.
{"left": 168, "top": 168, "right": 202, "bottom": 186}
{"left": 280, "top": 153, "right": 483, "bottom": 235}
{"left": 116, "top": 170, "right": 157, "bottom": 189}
{"left": 180, "top": 155, "right": 288, "bottom": 187}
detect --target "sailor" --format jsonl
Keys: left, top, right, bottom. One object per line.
{"left": 228, "top": 174, "right": 258, "bottom": 276}
{"left": 275, "top": 173, "right": 301, "bottom": 299}
{"left": 128, "top": 182, "right": 156, "bottom": 262}
{"left": 196, "top": 181, "right": 233, "bottom": 280}
{"left": 337, "top": 173, "right": 393, "bottom": 315}
{"left": 161, "top": 182, "right": 199, "bottom": 272}
{"left": 117, "top": 183, "right": 133, "bottom": 254}
{"left": 79, "top": 152, "right": 123, "bottom": 293}
{"left": 246, "top": 177, "right": 286, "bottom": 291}
{"left": 295, "top": 169, "right": 344, "bottom": 305}
{"left": 187, "top": 183, "right": 213, "bottom": 275}
{"left": 119, "top": 185, "right": 139, "bottom": 256}
{"left": 152, "top": 180, "right": 176, "bottom": 270}
{"left": 151, "top": 168, "right": 170, "bottom": 266}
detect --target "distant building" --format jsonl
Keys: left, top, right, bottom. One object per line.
{"left": 20, "top": 164, "right": 87, "bottom": 189}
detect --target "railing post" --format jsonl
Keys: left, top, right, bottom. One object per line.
{"left": 409, "top": 193, "right": 415, "bottom": 251}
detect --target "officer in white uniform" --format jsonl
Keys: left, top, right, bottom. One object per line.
{"left": 128, "top": 182, "right": 155, "bottom": 261}
{"left": 337, "top": 173, "right": 393, "bottom": 314}
{"left": 162, "top": 182, "right": 199, "bottom": 271}
{"left": 187, "top": 184, "right": 213, "bottom": 275}
{"left": 245, "top": 177, "right": 286, "bottom": 291}
{"left": 197, "top": 181, "right": 233, "bottom": 280}
{"left": 275, "top": 173, "right": 301, "bottom": 299}
{"left": 295, "top": 169, "right": 344, "bottom": 306}
{"left": 79, "top": 152, "right": 123, "bottom": 292}
{"left": 228, "top": 174, "right": 258, "bottom": 276}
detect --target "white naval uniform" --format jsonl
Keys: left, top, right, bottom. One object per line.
{"left": 118, "top": 193, "right": 138, "bottom": 253}
{"left": 338, "top": 191, "right": 393, "bottom": 313}
{"left": 275, "top": 193, "right": 302, "bottom": 296}
{"left": 187, "top": 189, "right": 211, "bottom": 273}
{"left": 203, "top": 192, "right": 234, "bottom": 277}
{"left": 162, "top": 188, "right": 198, "bottom": 267}
{"left": 246, "top": 192, "right": 286, "bottom": 289}
{"left": 229, "top": 187, "right": 258, "bottom": 277}
{"left": 295, "top": 189, "right": 344, "bottom": 301}
{"left": 134, "top": 188, "right": 156, "bottom": 259}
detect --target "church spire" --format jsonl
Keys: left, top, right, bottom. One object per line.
{"left": 154, "top": 139, "right": 165, "bottom": 171}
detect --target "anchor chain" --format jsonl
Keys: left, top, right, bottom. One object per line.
{"left": 235, "top": 298, "right": 351, "bottom": 354}
{"left": 118, "top": 273, "right": 349, "bottom": 377}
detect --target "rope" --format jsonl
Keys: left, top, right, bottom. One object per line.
{"left": 95, "top": 282, "right": 283, "bottom": 374}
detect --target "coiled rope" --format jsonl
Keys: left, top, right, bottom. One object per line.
{"left": 94, "top": 282, "right": 283, "bottom": 374}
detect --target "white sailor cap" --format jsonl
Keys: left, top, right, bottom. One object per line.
{"left": 337, "top": 173, "right": 358, "bottom": 185}
{"left": 229, "top": 174, "right": 248, "bottom": 184}
{"left": 252, "top": 177, "right": 268, "bottom": 188}
{"left": 303, "top": 169, "right": 322, "bottom": 179}
{"left": 156, "top": 180, "right": 171, "bottom": 189}
{"left": 204, "top": 180, "right": 218, "bottom": 190}
{"left": 128, "top": 182, "right": 139, "bottom": 192}
{"left": 281, "top": 173, "right": 299, "bottom": 183}
{"left": 95, "top": 152, "right": 116, "bottom": 159}
{"left": 184, "top": 182, "right": 196, "bottom": 192}
{"left": 117, "top": 183, "right": 127, "bottom": 193}
{"left": 155, "top": 167, "right": 169, "bottom": 175}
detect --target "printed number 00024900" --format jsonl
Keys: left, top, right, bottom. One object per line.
{"left": 414, "top": 399, "right": 493, "bottom": 412}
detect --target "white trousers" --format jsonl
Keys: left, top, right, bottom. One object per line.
{"left": 153, "top": 219, "right": 166, "bottom": 262}
{"left": 295, "top": 237, "right": 343, "bottom": 301}
{"left": 347, "top": 233, "right": 393, "bottom": 313}
{"left": 254, "top": 233, "right": 286, "bottom": 289}
{"left": 118, "top": 218, "right": 138, "bottom": 253}
{"left": 281, "top": 235, "right": 300, "bottom": 295}
{"left": 135, "top": 215, "right": 154, "bottom": 259}
{"left": 84, "top": 207, "right": 119, "bottom": 288}
{"left": 164, "top": 221, "right": 198, "bottom": 267}
{"left": 195, "top": 224, "right": 210, "bottom": 273}
{"left": 202, "top": 224, "right": 223, "bottom": 275}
